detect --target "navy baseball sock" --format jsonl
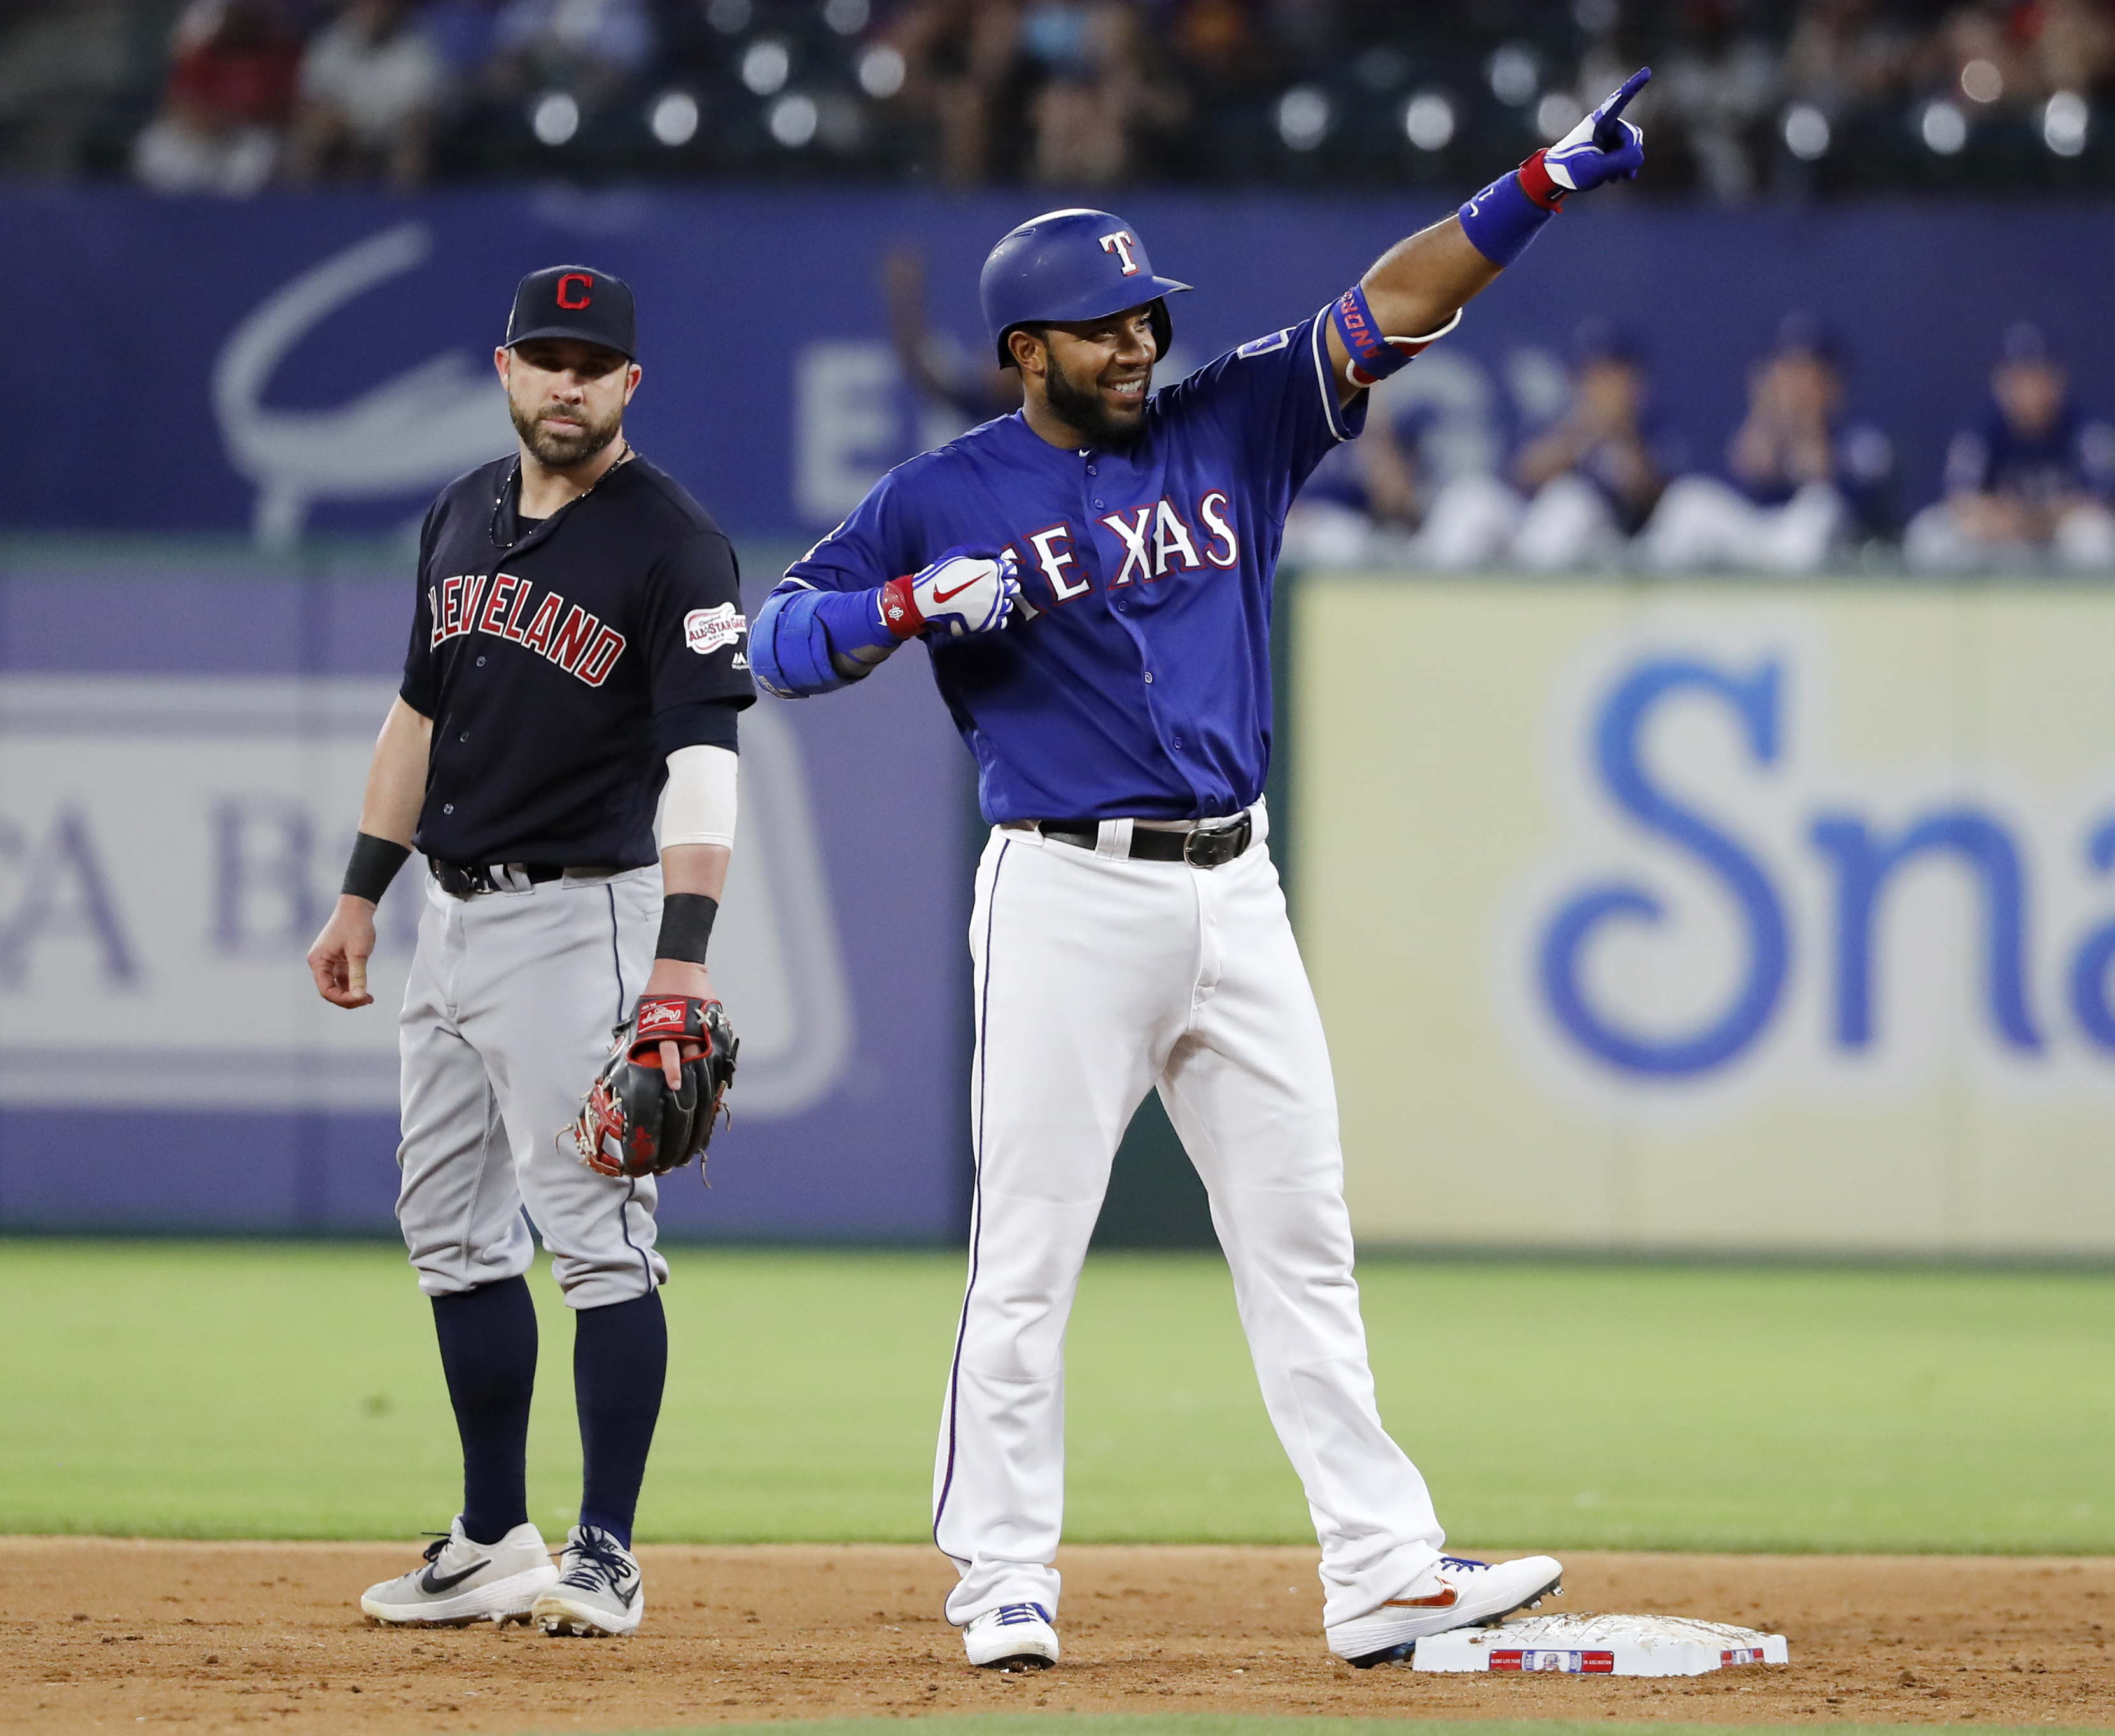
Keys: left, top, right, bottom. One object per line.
{"left": 573, "top": 1289, "right": 668, "bottom": 1549}
{"left": 431, "top": 1276, "right": 538, "bottom": 1548}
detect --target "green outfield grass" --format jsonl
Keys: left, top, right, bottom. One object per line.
{"left": 1, "top": 1241, "right": 2109, "bottom": 1551}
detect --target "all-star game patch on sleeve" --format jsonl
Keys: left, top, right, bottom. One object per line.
{"left": 643, "top": 527, "right": 755, "bottom": 757}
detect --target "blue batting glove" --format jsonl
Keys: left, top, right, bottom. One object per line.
{"left": 1545, "top": 67, "right": 1650, "bottom": 193}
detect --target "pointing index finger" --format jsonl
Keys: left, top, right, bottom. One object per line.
{"left": 1597, "top": 66, "right": 1652, "bottom": 130}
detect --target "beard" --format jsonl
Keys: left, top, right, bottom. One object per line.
{"left": 510, "top": 393, "right": 624, "bottom": 468}
{"left": 1044, "top": 352, "right": 1149, "bottom": 449}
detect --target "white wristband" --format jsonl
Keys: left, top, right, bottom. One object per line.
{"left": 658, "top": 743, "right": 738, "bottom": 850}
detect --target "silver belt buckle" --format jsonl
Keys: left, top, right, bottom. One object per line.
{"left": 1183, "top": 815, "right": 1250, "bottom": 869}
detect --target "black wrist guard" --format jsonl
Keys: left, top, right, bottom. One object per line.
{"left": 656, "top": 892, "right": 719, "bottom": 963}
{"left": 342, "top": 832, "right": 412, "bottom": 904}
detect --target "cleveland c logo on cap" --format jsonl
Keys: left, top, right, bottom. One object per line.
{"left": 557, "top": 272, "right": 594, "bottom": 309}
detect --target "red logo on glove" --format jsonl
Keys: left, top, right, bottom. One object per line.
{"left": 636, "top": 997, "right": 691, "bottom": 1036}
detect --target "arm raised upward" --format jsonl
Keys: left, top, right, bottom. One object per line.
{"left": 1323, "top": 68, "right": 1652, "bottom": 407}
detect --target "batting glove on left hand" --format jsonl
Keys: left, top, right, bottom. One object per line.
{"left": 1543, "top": 67, "right": 1650, "bottom": 193}
{"left": 882, "top": 546, "right": 1020, "bottom": 640}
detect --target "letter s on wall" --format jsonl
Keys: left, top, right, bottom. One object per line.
{"left": 1538, "top": 657, "right": 1790, "bottom": 1077}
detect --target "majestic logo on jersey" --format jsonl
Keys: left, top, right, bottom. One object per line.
{"left": 684, "top": 602, "right": 746, "bottom": 655}
{"left": 428, "top": 571, "right": 627, "bottom": 688}
{"left": 1237, "top": 328, "right": 1294, "bottom": 358}
{"left": 1099, "top": 230, "right": 1142, "bottom": 276}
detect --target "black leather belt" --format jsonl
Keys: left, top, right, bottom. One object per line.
{"left": 429, "top": 859, "right": 618, "bottom": 899}
{"left": 1039, "top": 813, "right": 1254, "bottom": 869}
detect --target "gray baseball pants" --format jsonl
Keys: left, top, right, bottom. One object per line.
{"left": 395, "top": 864, "right": 669, "bottom": 1309}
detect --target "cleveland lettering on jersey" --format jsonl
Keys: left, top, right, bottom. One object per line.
{"left": 428, "top": 571, "right": 629, "bottom": 689}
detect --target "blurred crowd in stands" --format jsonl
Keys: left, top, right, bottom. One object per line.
{"left": 877, "top": 241, "right": 2115, "bottom": 571}
{"left": 1, "top": 0, "right": 2113, "bottom": 193}
{"left": 1273, "top": 314, "right": 2115, "bottom": 571}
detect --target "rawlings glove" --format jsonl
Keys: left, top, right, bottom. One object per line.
{"left": 1542, "top": 67, "right": 1649, "bottom": 194}
{"left": 882, "top": 546, "right": 1020, "bottom": 640}
{"left": 568, "top": 995, "right": 738, "bottom": 1180}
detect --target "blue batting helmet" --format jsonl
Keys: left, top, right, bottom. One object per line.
{"left": 980, "top": 208, "right": 1191, "bottom": 369}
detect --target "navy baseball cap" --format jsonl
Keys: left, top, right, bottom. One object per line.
{"left": 505, "top": 265, "right": 636, "bottom": 359}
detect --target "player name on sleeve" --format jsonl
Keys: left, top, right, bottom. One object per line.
{"left": 428, "top": 571, "right": 627, "bottom": 689}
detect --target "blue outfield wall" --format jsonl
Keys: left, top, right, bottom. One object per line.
{"left": 0, "top": 550, "right": 974, "bottom": 1239}
{"left": 3, "top": 186, "right": 2114, "bottom": 546}
{"left": 4, "top": 186, "right": 2115, "bottom": 1242}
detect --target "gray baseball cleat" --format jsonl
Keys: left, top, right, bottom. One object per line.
{"left": 359, "top": 1517, "right": 559, "bottom": 1627}
{"left": 963, "top": 1600, "right": 1060, "bottom": 1669}
{"left": 532, "top": 1525, "right": 645, "bottom": 1637}
{"left": 1327, "top": 1552, "right": 1564, "bottom": 1667}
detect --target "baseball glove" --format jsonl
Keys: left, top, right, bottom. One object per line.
{"left": 568, "top": 995, "right": 738, "bottom": 1180}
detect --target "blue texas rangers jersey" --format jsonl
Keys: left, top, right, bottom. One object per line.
{"left": 776, "top": 307, "right": 1365, "bottom": 824}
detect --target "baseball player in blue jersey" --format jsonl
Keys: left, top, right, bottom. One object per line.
{"left": 752, "top": 74, "right": 1652, "bottom": 1670}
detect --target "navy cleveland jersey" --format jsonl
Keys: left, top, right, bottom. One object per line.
{"left": 402, "top": 454, "right": 755, "bottom": 867}
{"left": 779, "top": 307, "right": 1363, "bottom": 823}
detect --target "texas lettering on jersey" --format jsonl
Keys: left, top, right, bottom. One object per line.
{"left": 1016, "top": 489, "right": 1242, "bottom": 606}
{"left": 428, "top": 571, "right": 628, "bottom": 689}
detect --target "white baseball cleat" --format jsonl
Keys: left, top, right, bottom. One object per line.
{"left": 1326, "top": 1552, "right": 1564, "bottom": 1667}
{"left": 532, "top": 1525, "right": 645, "bottom": 1637}
{"left": 359, "top": 1517, "right": 559, "bottom": 1627}
{"left": 963, "top": 1601, "right": 1060, "bottom": 1669}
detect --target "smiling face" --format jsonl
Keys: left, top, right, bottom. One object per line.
{"left": 1010, "top": 303, "right": 1158, "bottom": 448}
{"left": 496, "top": 337, "right": 640, "bottom": 470}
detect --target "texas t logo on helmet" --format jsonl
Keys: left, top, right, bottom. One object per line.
{"left": 980, "top": 207, "right": 1190, "bottom": 367}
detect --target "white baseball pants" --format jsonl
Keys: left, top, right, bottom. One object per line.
{"left": 395, "top": 865, "right": 669, "bottom": 1310}
{"left": 933, "top": 806, "right": 1444, "bottom": 1632}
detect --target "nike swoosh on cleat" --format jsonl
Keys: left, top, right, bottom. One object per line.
{"left": 418, "top": 1558, "right": 490, "bottom": 1595}
{"left": 1381, "top": 1587, "right": 1459, "bottom": 1609}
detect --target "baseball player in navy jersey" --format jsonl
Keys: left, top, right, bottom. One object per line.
{"left": 749, "top": 77, "right": 1654, "bottom": 1669}
{"left": 306, "top": 265, "right": 753, "bottom": 1638}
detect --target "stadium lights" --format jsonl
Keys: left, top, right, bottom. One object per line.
{"left": 1921, "top": 97, "right": 1968, "bottom": 155}
{"left": 770, "top": 92, "right": 819, "bottom": 148}
{"left": 823, "top": 0, "right": 869, "bottom": 33}
{"left": 1403, "top": 90, "right": 1455, "bottom": 151}
{"left": 1536, "top": 90, "right": 1585, "bottom": 141}
{"left": 1782, "top": 101, "right": 1830, "bottom": 160}
{"left": 743, "top": 39, "right": 790, "bottom": 96}
{"left": 706, "top": 0, "right": 751, "bottom": 32}
{"left": 531, "top": 90, "right": 579, "bottom": 147}
{"left": 1276, "top": 86, "right": 1329, "bottom": 151}
{"left": 858, "top": 43, "right": 906, "bottom": 99}
{"left": 2044, "top": 90, "right": 2090, "bottom": 157}
{"left": 649, "top": 90, "right": 699, "bottom": 148}
{"left": 1487, "top": 43, "right": 1538, "bottom": 106}
{"left": 1960, "top": 58, "right": 2003, "bottom": 104}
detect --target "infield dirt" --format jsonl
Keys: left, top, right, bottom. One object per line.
{"left": 5, "top": 1541, "right": 2109, "bottom": 1732}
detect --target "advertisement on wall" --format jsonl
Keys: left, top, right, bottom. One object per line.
{"left": 1296, "top": 574, "right": 2115, "bottom": 1257}
{"left": 0, "top": 562, "right": 972, "bottom": 1239}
